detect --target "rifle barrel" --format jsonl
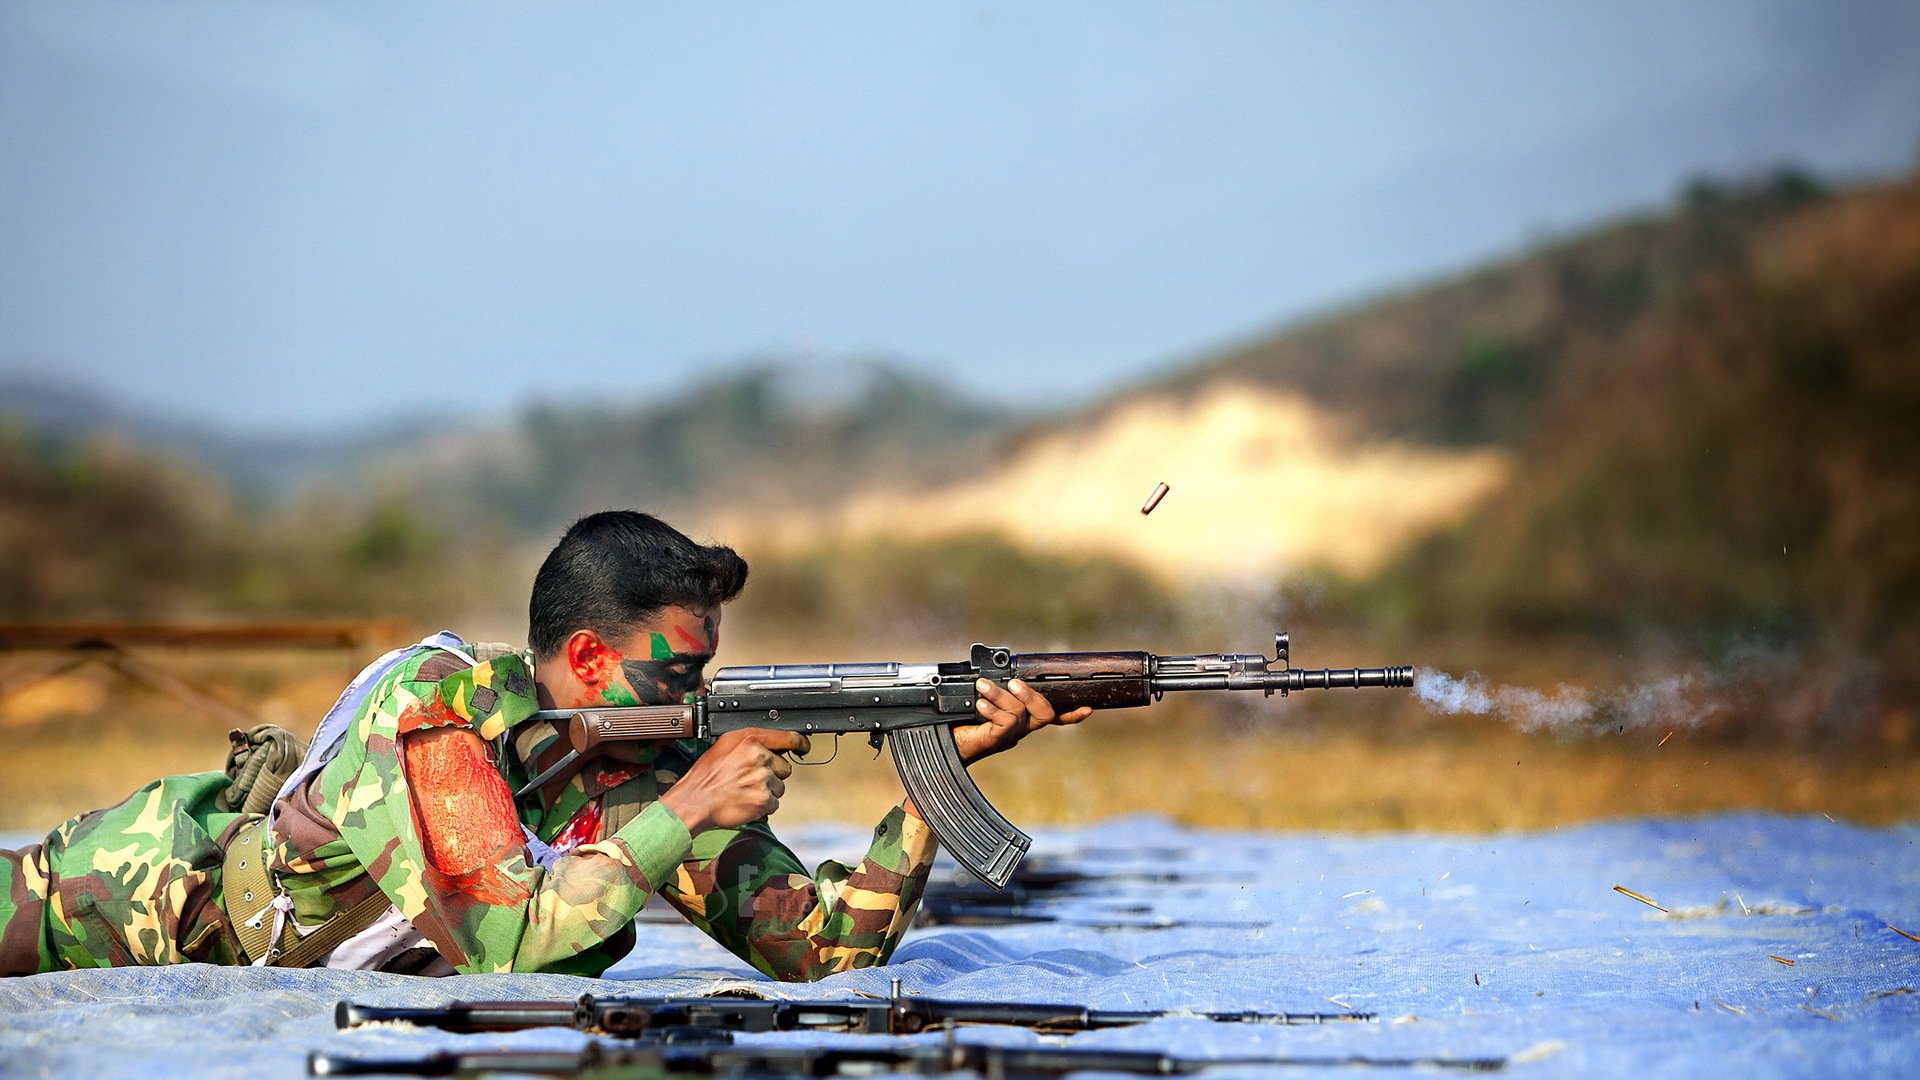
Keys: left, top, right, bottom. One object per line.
{"left": 334, "top": 1000, "right": 576, "bottom": 1032}
{"left": 1151, "top": 665, "right": 1413, "bottom": 694}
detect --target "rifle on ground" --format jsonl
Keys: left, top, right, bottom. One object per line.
{"left": 335, "top": 982, "right": 1374, "bottom": 1036}
{"left": 629, "top": 868, "right": 1242, "bottom": 926}
{"left": 516, "top": 631, "right": 1411, "bottom": 886}
{"left": 919, "top": 866, "right": 1251, "bottom": 908}
{"left": 309, "top": 1035, "right": 1507, "bottom": 1077}
{"left": 910, "top": 902, "right": 1271, "bottom": 932}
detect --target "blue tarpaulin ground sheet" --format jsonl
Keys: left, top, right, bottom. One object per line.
{"left": 2, "top": 813, "right": 1916, "bottom": 1078}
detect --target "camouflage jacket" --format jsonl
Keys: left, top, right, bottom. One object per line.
{"left": 1, "top": 641, "right": 936, "bottom": 979}
{"left": 267, "top": 642, "right": 938, "bottom": 978}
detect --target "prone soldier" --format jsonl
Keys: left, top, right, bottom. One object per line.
{"left": 0, "top": 511, "right": 1090, "bottom": 978}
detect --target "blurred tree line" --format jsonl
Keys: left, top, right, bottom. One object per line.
{"left": 0, "top": 427, "right": 494, "bottom": 621}
{"left": 0, "top": 425, "right": 1180, "bottom": 644}
{"left": 1344, "top": 174, "right": 1920, "bottom": 739}
{"left": 1365, "top": 177, "right": 1918, "bottom": 642}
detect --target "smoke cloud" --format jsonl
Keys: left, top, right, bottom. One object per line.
{"left": 1413, "top": 669, "right": 1724, "bottom": 736}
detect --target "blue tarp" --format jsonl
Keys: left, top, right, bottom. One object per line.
{"left": 2, "top": 813, "right": 1916, "bottom": 1078}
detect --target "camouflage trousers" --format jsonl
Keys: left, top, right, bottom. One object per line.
{"left": 0, "top": 772, "right": 249, "bottom": 975}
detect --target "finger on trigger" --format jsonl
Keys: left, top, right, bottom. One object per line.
{"left": 752, "top": 728, "right": 810, "bottom": 756}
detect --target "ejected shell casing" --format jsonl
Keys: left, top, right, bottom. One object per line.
{"left": 1140, "top": 482, "right": 1170, "bottom": 515}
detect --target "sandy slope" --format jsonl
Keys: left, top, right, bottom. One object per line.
{"left": 707, "top": 384, "right": 1510, "bottom": 583}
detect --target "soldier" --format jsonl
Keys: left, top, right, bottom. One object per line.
{"left": 0, "top": 511, "right": 1090, "bottom": 978}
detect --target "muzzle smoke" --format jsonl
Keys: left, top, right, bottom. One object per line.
{"left": 1413, "top": 669, "right": 1722, "bottom": 735}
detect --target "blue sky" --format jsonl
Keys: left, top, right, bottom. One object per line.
{"left": 2, "top": 1, "right": 1917, "bottom": 435}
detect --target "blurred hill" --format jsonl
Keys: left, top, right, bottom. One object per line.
{"left": 1366, "top": 173, "right": 1920, "bottom": 690}
{"left": 0, "top": 361, "right": 1021, "bottom": 520}
{"left": 387, "top": 360, "right": 1026, "bottom": 538}
{"left": 4, "top": 166, "right": 1912, "bottom": 682}
{"left": 722, "top": 168, "right": 1850, "bottom": 586}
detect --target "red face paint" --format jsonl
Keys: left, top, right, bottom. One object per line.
{"left": 566, "top": 608, "right": 722, "bottom": 708}
{"left": 577, "top": 648, "right": 618, "bottom": 693}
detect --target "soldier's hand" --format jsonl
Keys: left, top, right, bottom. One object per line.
{"left": 951, "top": 679, "right": 1094, "bottom": 765}
{"left": 661, "top": 728, "right": 811, "bottom": 833}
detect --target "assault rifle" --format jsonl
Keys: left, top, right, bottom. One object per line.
{"left": 309, "top": 1034, "right": 1508, "bottom": 1077}
{"left": 335, "top": 983, "right": 1370, "bottom": 1036}
{"left": 516, "top": 632, "right": 1411, "bottom": 886}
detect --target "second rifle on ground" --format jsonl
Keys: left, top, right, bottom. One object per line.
{"left": 311, "top": 1034, "right": 1507, "bottom": 1078}
{"left": 336, "top": 981, "right": 1376, "bottom": 1036}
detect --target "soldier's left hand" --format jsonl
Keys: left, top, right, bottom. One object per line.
{"left": 952, "top": 679, "right": 1094, "bottom": 765}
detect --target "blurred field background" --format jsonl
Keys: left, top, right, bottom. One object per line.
{"left": 6, "top": 169, "right": 1917, "bottom": 834}
{"left": 3, "top": 5, "right": 1918, "bottom": 836}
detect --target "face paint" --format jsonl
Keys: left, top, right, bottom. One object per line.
{"left": 618, "top": 634, "right": 705, "bottom": 705}
{"left": 613, "top": 610, "right": 718, "bottom": 706}
{"left": 594, "top": 675, "right": 643, "bottom": 708}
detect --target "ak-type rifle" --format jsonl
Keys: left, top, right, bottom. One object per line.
{"left": 518, "top": 631, "right": 1412, "bottom": 887}
{"left": 310, "top": 1038, "right": 1508, "bottom": 1077}
{"left": 311, "top": 1030, "right": 1512, "bottom": 1068}
{"left": 337, "top": 991, "right": 1374, "bottom": 1030}
{"left": 334, "top": 982, "right": 1374, "bottom": 1036}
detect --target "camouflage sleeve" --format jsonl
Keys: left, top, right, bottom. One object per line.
{"left": 319, "top": 651, "right": 693, "bottom": 974}
{"left": 658, "top": 804, "right": 938, "bottom": 981}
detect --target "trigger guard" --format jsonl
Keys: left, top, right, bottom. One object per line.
{"left": 793, "top": 733, "right": 840, "bottom": 766}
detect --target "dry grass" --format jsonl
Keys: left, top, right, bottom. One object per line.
{"left": 770, "top": 712, "right": 1920, "bottom": 833}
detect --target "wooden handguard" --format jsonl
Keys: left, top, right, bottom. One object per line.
{"left": 1012, "top": 651, "right": 1154, "bottom": 712}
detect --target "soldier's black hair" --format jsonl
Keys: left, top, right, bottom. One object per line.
{"left": 528, "top": 511, "right": 749, "bottom": 658}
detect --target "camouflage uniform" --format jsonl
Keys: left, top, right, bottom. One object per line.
{"left": 0, "top": 641, "right": 936, "bottom": 979}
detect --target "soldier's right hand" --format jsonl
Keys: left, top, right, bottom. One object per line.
{"left": 659, "top": 728, "right": 811, "bottom": 833}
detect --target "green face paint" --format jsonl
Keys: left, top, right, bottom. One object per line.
{"left": 596, "top": 679, "right": 642, "bottom": 707}
{"left": 616, "top": 625, "right": 716, "bottom": 706}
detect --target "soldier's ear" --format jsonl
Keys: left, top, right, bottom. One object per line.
{"left": 563, "top": 629, "right": 616, "bottom": 681}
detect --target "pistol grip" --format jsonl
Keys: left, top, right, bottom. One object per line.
{"left": 889, "top": 724, "right": 1029, "bottom": 889}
